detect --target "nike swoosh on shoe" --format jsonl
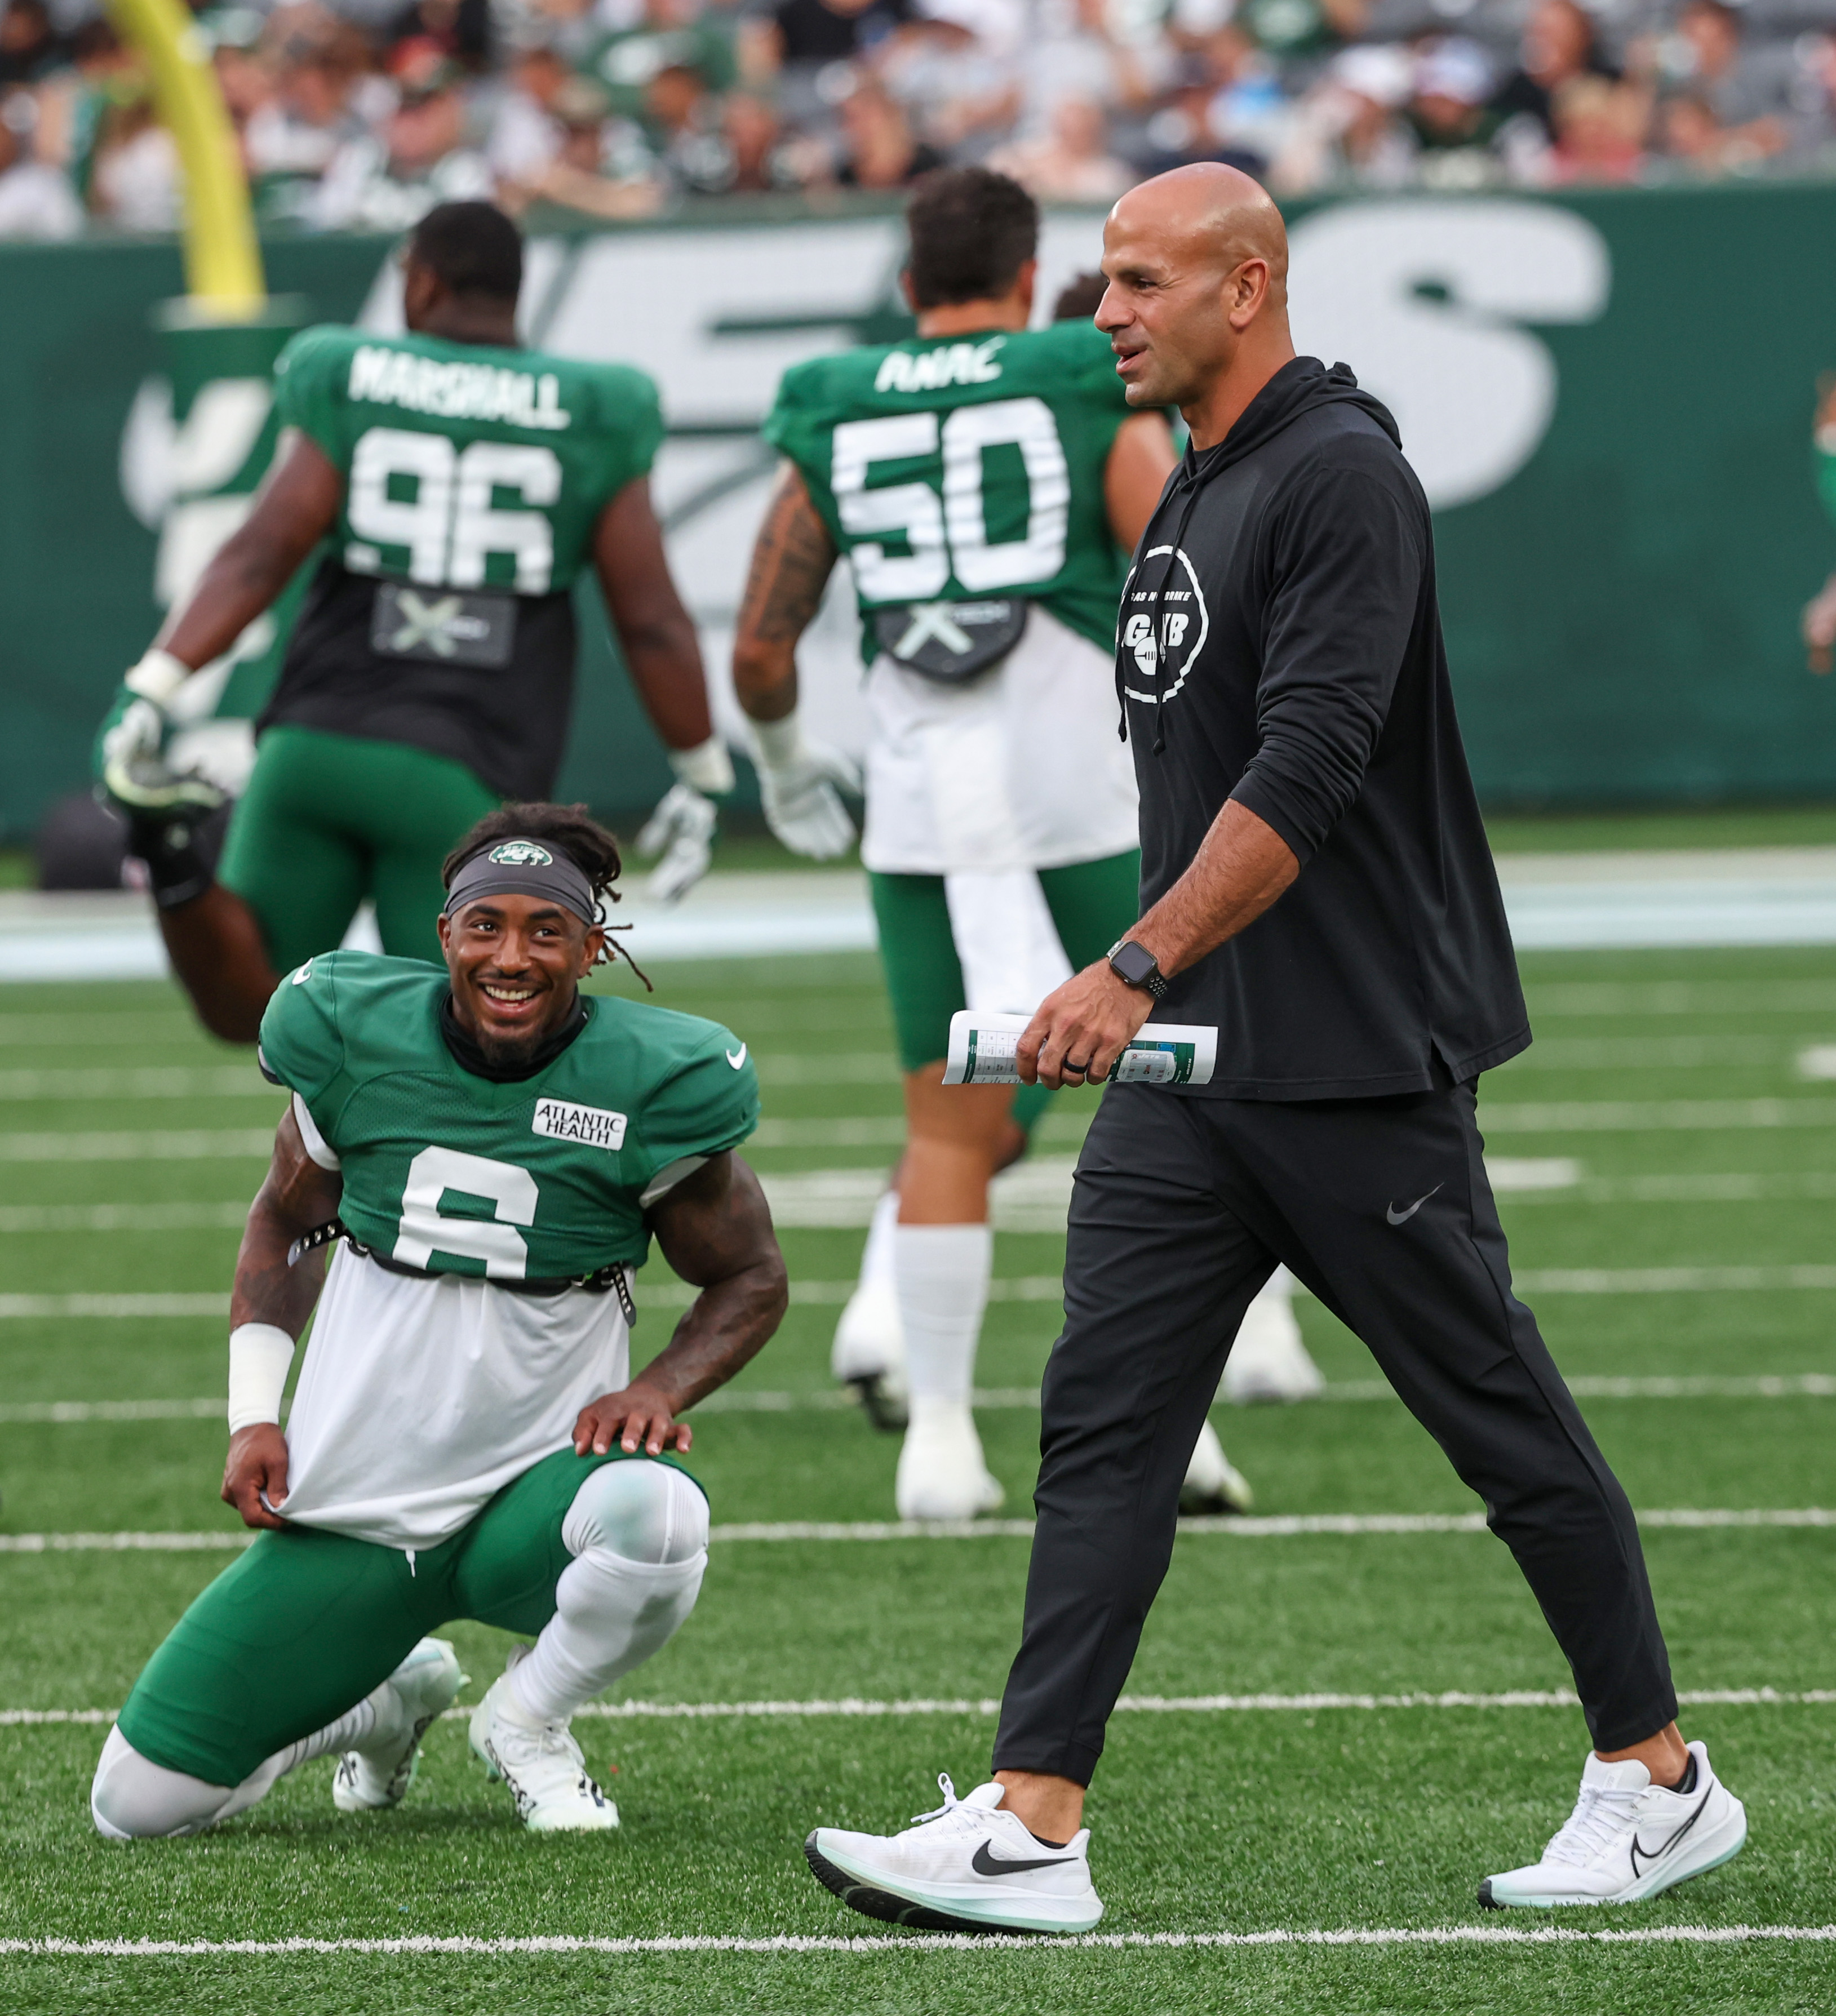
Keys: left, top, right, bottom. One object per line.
{"left": 1629, "top": 1784, "right": 1713, "bottom": 1878}
{"left": 970, "top": 1840, "right": 1080, "bottom": 1877}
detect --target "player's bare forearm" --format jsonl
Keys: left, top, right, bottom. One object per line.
{"left": 731, "top": 462, "right": 835, "bottom": 722}
{"left": 230, "top": 1105, "right": 342, "bottom": 1338}
{"left": 1017, "top": 802, "right": 1297, "bottom": 1090}
{"left": 593, "top": 476, "right": 715, "bottom": 750}
{"left": 159, "top": 432, "right": 342, "bottom": 670}
{"left": 574, "top": 1154, "right": 787, "bottom": 1456}
{"left": 1132, "top": 798, "right": 1298, "bottom": 978}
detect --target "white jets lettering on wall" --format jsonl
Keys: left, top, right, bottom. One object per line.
{"left": 1287, "top": 199, "right": 1611, "bottom": 511}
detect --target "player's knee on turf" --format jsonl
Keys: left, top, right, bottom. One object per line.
{"left": 562, "top": 1459, "right": 708, "bottom": 1567}
{"left": 91, "top": 1726, "right": 240, "bottom": 1840}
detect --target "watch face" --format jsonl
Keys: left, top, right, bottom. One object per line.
{"left": 1112, "top": 940, "right": 1156, "bottom": 987}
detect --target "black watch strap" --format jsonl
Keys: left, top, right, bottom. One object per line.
{"left": 1107, "top": 937, "right": 1167, "bottom": 1000}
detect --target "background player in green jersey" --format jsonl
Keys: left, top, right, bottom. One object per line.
{"left": 98, "top": 202, "right": 732, "bottom": 1045}
{"left": 91, "top": 802, "right": 787, "bottom": 1839}
{"left": 732, "top": 167, "right": 1198, "bottom": 1521}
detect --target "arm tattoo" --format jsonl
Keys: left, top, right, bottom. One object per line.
{"left": 738, "top": 465, "right": 837, "bottom": 649}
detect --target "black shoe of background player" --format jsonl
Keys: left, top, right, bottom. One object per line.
{"left": 118, "top": 797, "right": 232, "bottom": 913}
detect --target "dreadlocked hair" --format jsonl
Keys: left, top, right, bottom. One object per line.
{"left": 442, "top": 801, "right": 650, "bottom": 988}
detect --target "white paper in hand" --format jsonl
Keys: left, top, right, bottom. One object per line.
{"left": 943, "top": 1010, "right": 1217, "bottom": 1087}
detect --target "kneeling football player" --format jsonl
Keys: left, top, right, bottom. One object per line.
{"left": 91, "top": 803, "right": 786, "bottom": 1837}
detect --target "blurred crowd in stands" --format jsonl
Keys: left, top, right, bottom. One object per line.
{"left": 0, "top": 0, "right": 1833, "bottom": 238}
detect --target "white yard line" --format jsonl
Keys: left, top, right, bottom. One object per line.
{"left": 9, "top": 1685, "right": 1833, "bottom": 1731}
{"left": 0, "top": 1203, "right": 249, "bottom": 1233}
{"left": 2, "top": 1270, "right": 1835, "bottom": 1321}
{"left": 3, "top": 1926, "right": 1833, "bottom": 1956}
{"left": 0, "top": 1131, "right": 272, "bottom": 1162}
{"left": 0, "top": 1068, "right": 272, "bottom": 1102}
{"left": 1479, "top": 1098, "right": 1836, "bottom": 1132}
{"left": 7, "top": 1374, "right": 1836, "bottom": 1427}
{"left": 1, "top": 1507, "right": 1828, "bottom": 1555}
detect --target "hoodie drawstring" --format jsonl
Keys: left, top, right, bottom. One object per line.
{"left": 1146, "top": 476, "right": 1207, "bottom": 756}
{"left": 1119, "top": 457, "right": 1206, "bottom": 755}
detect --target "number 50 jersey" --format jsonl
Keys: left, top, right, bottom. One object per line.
{"left": 264, "top": 325, "right": 666, "bottom": 800}
{"left": 764, "top": 316, "right": 1142, "bottom": 876}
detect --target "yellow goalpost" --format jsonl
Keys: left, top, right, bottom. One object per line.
{"left": 103, "top": 0, "right": 264, "bottom": 313}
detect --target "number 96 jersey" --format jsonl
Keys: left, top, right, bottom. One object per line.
{"left": 261, "top": 325, "right": 666, "bottom": 801}
{"left": 764, "top": 317, "right": 1141, "bottom": 876}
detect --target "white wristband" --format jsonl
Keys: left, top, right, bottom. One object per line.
{"left": 124, "top": 649, "right": 192, "bottom": 708}
{"left": 752, "top": 713, "right": 808, "bottom": 772}
{"left": 668, "top": 736, "right": 735, "bottom": 796}
{"left": 228, "top": 1322, "right": 295, "bottom": 1433}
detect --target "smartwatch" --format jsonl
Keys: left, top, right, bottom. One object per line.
{"left": 1107, "top": 938, "right": 1167, "bottom": 1000}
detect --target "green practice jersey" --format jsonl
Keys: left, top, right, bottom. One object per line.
{"left": 763, "top": 317, "right": 1134, "bottom": 658}
{"left": 273, "top": 325, "right": 664, "bottom": 596}
{"left": 259, "top": 952, "right": 758, "bottom": 1278}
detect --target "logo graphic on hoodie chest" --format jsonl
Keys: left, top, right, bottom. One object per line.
{"left": 1118, "top": 545, "right": 1210, "bottom": 706}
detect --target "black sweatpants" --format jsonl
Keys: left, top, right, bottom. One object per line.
{"left": 991, "top": 1078, "right": 1677, "bottom": 1787}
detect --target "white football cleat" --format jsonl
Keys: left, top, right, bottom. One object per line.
{"left": 831, "top": 1275, "right": 908, "bottom": 1432}
{"left": 468, "top": 1655, "right": 618, "bottom": 1833}
{"left": 808, "top": 1774, "right": 1103, "bottom": 1934}
{"left": 1480, "top": 1742, "right": 1746, "bottom": 1907}
{"left": 895, "top": 1398, "right": 1003, "bottom": 1520}
{"left": 1178, "top": 1419, "right": 1254, "bottom": 1515}
{"left": 332, "top": 1636, "right": 465, "bottom": 1813}
{"left": 1222, "top": 1270, "right": 1324, "bottom": 1404}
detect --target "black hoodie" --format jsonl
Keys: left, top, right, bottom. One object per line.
{"left": 1120, "top": 355, "right": 1528, "bottom": 1099}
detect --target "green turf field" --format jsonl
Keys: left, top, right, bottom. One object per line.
{"left": 1, "top": 943, "right": 1833, "bottom": 2014}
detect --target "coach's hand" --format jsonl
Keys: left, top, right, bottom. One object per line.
{"left": 221, "top": 1423, "right": 291, "bottom": 1530}
{"left": 1019, "top": 961, "right": 1156, "bottom": 1090}
{"left": 575, "top": 1382, "right": 692, "bottom": 1459}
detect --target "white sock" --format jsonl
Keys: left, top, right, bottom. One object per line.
{"left": 509, "top": 1462, "right": 709, "bottom": 1724}
{"left": 894, "top": 1222, "right": 992, "bottom": 1407}
{"left": 858, "top": 1187, "right": 899, "bottom": 1293}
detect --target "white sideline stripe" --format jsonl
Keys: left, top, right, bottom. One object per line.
{"left": 5, "top": 1926, "right": 1835, "bottom": 1956}
{"left": 2, "top": 1507, "right": 1830, "bottom": 1555}
{"left": 10, "top": 1685, "right": 1835, "bottom": 1731}
{"left": 9, "top": 1374, "right": 1836, "bottom": 1427}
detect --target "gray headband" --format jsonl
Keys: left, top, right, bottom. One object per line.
{"left": 443, "top": 840, "right": 598, "bottom": 927}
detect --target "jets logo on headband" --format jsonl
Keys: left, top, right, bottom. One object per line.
{"left": 489, "top": 841, "right": 554, "bottom": 867}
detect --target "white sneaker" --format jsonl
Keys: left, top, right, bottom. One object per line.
{"left": 1480, "top": 1742, "right": 1746, "bottom": 1907}
{"left": 807, "top": 1774, "right": 1103, "bottom": 1934}
{"left": 895, "top": 1398, "right": 1004, "bottom": 1520}
{"left": 468, "top": 1654, "right": 618, "bottom": 1833}
{"left": 831, "top": 1276, "right": 908, "bottom": 1432}
{"left": 331, "top": 1636, "right": 464, "bottom": 1813}
{"left": 1222, "top": 1273, "right": 1324, "bottom": 1404}
{"left": 1178, "top": 1419, "right": 1254, "bottom": 1515}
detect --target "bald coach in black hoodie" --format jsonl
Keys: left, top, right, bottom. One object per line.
{"left": 801, "top": 167, "right": 1747, "bottom": 1935}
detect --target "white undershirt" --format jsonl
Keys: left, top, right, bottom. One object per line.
{"left": 277, "top": 1247, "right": 631, "bottom": 1551}
{"left": 859, "top": 604, "right": 1139, "bottom": 875}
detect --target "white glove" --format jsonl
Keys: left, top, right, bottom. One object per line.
{"left": 100, "top": 650, "right": 219, "bottom": 812}
{"left": 636, "top": 781, "right": 719, "bottom": 904}
{"left": 753, "top": 713, "right": 859, "bottom": 860}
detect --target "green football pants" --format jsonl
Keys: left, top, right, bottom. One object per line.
{"left": 216, "top": 725, "right": 499, "bottom": 974}
{"left": 114, "top": 1448, "right": 697, "bottom": 1788}
{"left": 868, "top": 850, "right": 1142, "bottom": 1135}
